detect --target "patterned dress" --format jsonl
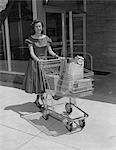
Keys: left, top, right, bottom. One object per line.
{"left": 23, "top": 35, "right": 52, "bottom": 94}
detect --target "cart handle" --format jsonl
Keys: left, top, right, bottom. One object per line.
{"left": 38, "top": 57, "right": 66, "bottom": 63}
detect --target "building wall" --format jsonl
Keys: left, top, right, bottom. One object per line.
{"left": 36, "top": 0, "right": 46, "bottom": 27}
{"left": 87, "top": 1, "right": 116, "bottom": 73}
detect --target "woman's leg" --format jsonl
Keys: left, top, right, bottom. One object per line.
{"left": 34, "top": 92, "right": 48, "bottom": 110}
{"left": 34, "top": 94, "right": 42, "bottom": 107}
{"left": 40, "top": 93, "right": 48, "bottom": 110}
{"left": 40, "top": 93, "right": 46, "bottom": 107}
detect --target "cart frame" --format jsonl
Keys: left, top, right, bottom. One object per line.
{"left": 38, "top": 57, "right": 92, "bottom": 132}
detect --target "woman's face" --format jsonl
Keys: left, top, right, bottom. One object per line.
{"left": 34, "top": 22, "right": 43, "bottom": 34}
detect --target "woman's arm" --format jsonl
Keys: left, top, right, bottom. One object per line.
{"left": 28, "top": 44, "right": 40, "bottom": 62}
{"left": 47, "top": 44, "right": 59, "bottom": 58}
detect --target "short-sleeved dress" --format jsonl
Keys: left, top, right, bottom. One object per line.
{"left": 23, "top": 35, "right": 52, "bottom": 94}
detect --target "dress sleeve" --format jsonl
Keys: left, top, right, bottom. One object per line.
{"left": 46, "top": 36, "right": 52, "bottom": 44}
{"left": 25, "top": 37, "right": 33, "bottom": 45}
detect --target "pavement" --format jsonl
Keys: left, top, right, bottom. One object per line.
{"left": 0, "top": 85, "right": 116, "bottom": 150}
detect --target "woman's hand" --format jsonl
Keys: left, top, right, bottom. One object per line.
{"left": 54, "top": 54, "right": 59, "bottom": 58}
{"left": 58, "top": 56, "right": 65, "bottom": 60}
{"left": 54, "top": 54, "right": 65, "bottom": 60}
{"left": 37, "top": 59, "right": 40, "bottom": 63}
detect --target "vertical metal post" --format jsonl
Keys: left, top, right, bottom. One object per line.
{"left": 83, "top": 0, "right": 87, "bottom": 56}
{"left": 83, "top": 0, "right": 86, "bottom": 12}
{"left": 62, "top": 12, "right": 66, "bottom": 57}
{"left": 18, "top": 2, "right": 24, "bottom": 56}
{"left": 69, "top": 11, "right": 73, "bottom": 58}
{"left": 4, "top": 18, "right": 11, "bottom": 72}
{"left": 1, "top": 24, "right": 7, "bottom": 60}
{"left": 32, "top": 0, "right": 37, "bottom": 20}
{"left": 83, "top": 14, "right": 86, "bottom": 55}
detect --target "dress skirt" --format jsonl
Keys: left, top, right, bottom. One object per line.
{"left": 23, "top": 59, "right": 45, "bottom": 94}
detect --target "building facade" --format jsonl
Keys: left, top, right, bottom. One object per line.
{"left": 0, "top": 0, "right": 86, "bottom": 75}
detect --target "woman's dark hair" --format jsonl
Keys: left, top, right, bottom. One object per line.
{"left": 31, "top": 19, "right": 44, "bottom": 34}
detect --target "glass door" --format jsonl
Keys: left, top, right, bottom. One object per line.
{"left": 45, "top": 9, "right": 86, "bottom": 58}
{"left": 67, "top": 11, "right": 86, "bottom": 57}
{"left": 73, "top": 13, "right": 86, "bottom": 56}
{"left": 45, "top": 7, "right": 66, "bottom": 57}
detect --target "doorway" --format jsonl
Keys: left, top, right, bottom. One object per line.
{"left": 67, "top": 12, "right": 86, "bottom": 57}
{"left": 45, "top": 8, "right": 86, "bottom": 57}
{"left": 45, "top": 7, "right": 66, "bottom": 56}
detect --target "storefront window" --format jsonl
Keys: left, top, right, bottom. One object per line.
{"left": 46, "top": 13, "right": 62, "bottom": 42}
{"left": 0, "top": 25, "right": 8, "bottom": 71}
{"left": 46, "top": 2, "right": 85, "bottom": 57}
{"left": 73, "top": 14, "right": 83, "bottom": 53}
{"left": 8, "top": 0, "right": 33, "bottom": 72}
{"left": 66, "top": 12, "right": 84, "bottom": 57}
{"left": 46, "top": 12, "right": 62, "bottom": 56}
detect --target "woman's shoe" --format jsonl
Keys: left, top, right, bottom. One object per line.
{"left": 34, "top": 95, "right": 42, "bottom": 108}
{"left": 34, "top": 100, "right": 42, "bottom": 108}
{"left": 40, "top": 94, "right": 44, "bottom": 100}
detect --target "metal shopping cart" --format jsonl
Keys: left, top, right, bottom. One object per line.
{"left": 38, "top": 57, "right": 94, "bottom": 133}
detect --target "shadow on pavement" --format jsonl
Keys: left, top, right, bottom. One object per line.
{"left": 4, "top": 102, "right": 70, "bottom": 136}
{"left": 4, "top": 102, "right": 41, "bottom": 116}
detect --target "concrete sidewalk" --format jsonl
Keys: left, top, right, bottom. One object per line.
{"left": 0, "top": 85, "right": 116, "bottom": 150}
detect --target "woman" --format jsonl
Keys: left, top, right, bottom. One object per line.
{"left": 23, "top": 19, "right": 59, "bottom": 108}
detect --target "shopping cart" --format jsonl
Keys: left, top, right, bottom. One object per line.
{"left": 38, "top": 57, "right": 93, "bottom": 133}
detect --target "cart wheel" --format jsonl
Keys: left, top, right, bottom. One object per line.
{"left": 66, "top": 121, "right": 73, "bottom": 132}
{"left": 42, "top": 110, "right": 49, "bottom": 120}
{"left": 65, "top": 103, "right": 72, "bottom": 114}
{"left": 79, "top": 119, "right": 85, "bottom": 128}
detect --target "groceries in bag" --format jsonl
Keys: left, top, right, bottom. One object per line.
{"left": 55, "top": 56, "right": 84, "bottom": 96}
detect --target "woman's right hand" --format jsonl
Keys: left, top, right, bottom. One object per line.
{"left": 58, "top": 56, "right": 65, "bottom": 60}
{"left": 37, "top": 59, "right": 40, "bottom": 63}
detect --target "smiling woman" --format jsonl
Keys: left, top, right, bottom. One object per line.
{"left": 23, "top": 19, "right": 59, "bottom": 109}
